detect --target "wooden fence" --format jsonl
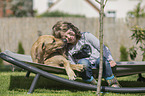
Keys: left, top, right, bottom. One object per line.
{"left": 0, "top": 17, "right": 144, "bottom": 61}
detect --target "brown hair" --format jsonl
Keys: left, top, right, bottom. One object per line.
{"left": 52, "top": 21, "right": 81, "bottom": 39}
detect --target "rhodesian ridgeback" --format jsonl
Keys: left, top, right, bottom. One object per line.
{"left": 31, "top": 35, "right": 83, "bottom": 80}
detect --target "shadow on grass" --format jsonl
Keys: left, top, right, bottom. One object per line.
{"left": 0, "top": 65, "right": 25, "bottom": 72}
{"left": 9, "top": 75, "right": 87, "bottom": 92}
{"left": 9, "top": 75, "right": 145, "bottom": 92}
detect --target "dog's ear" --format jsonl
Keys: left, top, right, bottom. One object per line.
{"left": 42, "top": 42, "right": 45, "bottom": 50}
{"left": 42, "top": 39, "right": 52, "bottom": 50}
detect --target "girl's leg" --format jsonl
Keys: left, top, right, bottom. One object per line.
{"left": 95, "top": 58, "right": 120, "bottom": 87}
{"left": 95, "top": 57, "right": 113, "bottom": 78}
{"left": 77, "top": 59, "right": 97, "bottom": 84}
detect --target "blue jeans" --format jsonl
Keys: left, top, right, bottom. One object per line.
{"left": 77, "top": 58, "right": 114, "bottom": 81}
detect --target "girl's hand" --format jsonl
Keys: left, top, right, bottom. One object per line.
{"left": 109, "top": 60, "right": 117, "bottom": 67}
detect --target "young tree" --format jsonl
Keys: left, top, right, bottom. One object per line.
{"left": 127, "top": 0, "right": 145, "bottom": 79}
{"left": 95, "top": 0, "right": 108, "bottom": 95}
{"left": 127, "top": 0, "right": 145, "bottom": 61}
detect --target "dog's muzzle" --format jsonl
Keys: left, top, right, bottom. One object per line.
{"left": 55, "top": 39, "right": 67, "bottom": 51}
{"left": 62, "top": 38, "right": 67, "bottom": 46}
{"left": 62, "top": 38, "right": 67, "bottom": 44}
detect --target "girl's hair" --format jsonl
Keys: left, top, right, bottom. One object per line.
{"left": 52, "top": 21, "right": 81, "bottom": 39}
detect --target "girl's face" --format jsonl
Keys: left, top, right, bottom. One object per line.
{"left": 61, "top": 29, "right": 77, "bottom": 44}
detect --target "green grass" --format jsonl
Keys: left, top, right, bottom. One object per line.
{"left": 0, "top": 69, "right": 145, "bottom": 96}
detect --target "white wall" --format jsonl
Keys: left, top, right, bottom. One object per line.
{"left": 105, "top": 0, "right": 145, "bottom": 18}
{"left": 49, "top": 0, "right": 100, "bottom": 18}
{"left": 33, "top": 0, "right": 145, "bottom": 18}
{"left": 33, "top": 0, "right": 49, "bottom": 14}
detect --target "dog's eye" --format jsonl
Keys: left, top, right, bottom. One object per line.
{"left": 52, "top": 39, "right": 56, "bottom": 44}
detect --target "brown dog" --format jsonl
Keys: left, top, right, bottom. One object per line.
{"left": 31, "top": 35, "right": 83, "bottom": 80}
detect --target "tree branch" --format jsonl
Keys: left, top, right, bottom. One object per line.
{"left": 104, "top": 0, "right": 108, "bottom": 7}
{"left": 95, "top": 0, "right": 101, "bottom": 5}
{"left": 96, "top": 0, "right": 108, "bottom": 8}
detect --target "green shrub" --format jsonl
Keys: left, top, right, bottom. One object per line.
{"left": 129, "top": 46, "right": 137, "bottom": 60}
{"left": 143, "top": 53, "right": 145, "bottom": 61}
{"left": 17, "top": 41, "right": 25, "bottom": 54}
{"left": 0, "top": 48, "right": 3, "bottom": 65}
{"left": 120, "top": 45, "right": 128, "bottom": 61}
{"left": 141, "top": 48, "right": 145, "bottom": 61}
{"left": 38, "top": 10, "right": 85, "bottom": 17}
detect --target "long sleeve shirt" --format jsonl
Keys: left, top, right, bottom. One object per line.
{"left": 67, "top": 32, "right": 114, "bottom": 64}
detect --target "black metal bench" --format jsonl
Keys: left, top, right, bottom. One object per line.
{"left": 1, "top": 50, "right": 145, "bottom": 93}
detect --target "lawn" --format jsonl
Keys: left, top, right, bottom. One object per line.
{"left": 0, "top": 66, "right": 145, "bottom": 96}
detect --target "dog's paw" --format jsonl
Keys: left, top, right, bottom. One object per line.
{"left": 68, "top": 72, "right": 76, "bottom": 80}
{"left": 69, "top": 75, "right": 76, "bottom": 80}
{"left": 75, "top": 64, "right": 84, "bottom": 72}
{"left": 70, "top": 64, "right": 84, "bottom": 72}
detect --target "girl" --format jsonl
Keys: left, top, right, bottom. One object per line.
{"left": 52, "top": 21, "right": 120, "bottom": 87}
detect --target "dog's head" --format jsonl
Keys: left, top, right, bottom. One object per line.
{"left": 41, "top": 35, "right": 66, "bottom": 54}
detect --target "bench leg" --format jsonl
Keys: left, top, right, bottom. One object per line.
{"left": 137, "top": 73, "right": 145, "bottom": 82}
{"left": 26, "top": 71, "right": 31, "bottom": 78}
{"left": 27, "top": 74, "right": 40, "bottom": 94}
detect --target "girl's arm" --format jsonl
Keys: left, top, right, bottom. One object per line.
{"left": 85, "top": 32, "right": 114, "bottom": 62}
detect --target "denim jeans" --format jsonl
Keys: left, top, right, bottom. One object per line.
{"left": 77, "top": 57, "right": 113, "bottom": 81}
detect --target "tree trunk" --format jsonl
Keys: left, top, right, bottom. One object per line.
{"left": 96, "top": 0, "right": 105, "bottom": 95}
